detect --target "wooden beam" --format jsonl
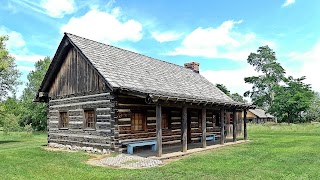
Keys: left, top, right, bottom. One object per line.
{"left": 232, "top": 109, "right": 237, "bottom": 142}
{"left": 182, "top": 106, "right": 187, "bottom": 152}
{"left": 201, "top": 107, "right": 207, "bottom": 148}
{"left": 244, "top": 109, "right": 248, "bottom": 140}
{"left": 156, "top": 103, "right": 162, "bottom": 157}
{"left": 220, "top": 108, "right": 225, "bottom": 145}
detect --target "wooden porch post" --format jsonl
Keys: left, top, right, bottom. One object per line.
{"left": 244, "top": 109, "right": 248, "bottom": 140}
{"left": 156, "top": 103, "right": 162, "bottom": 157}
{"left": 232, "top": 109, "right": 237, "bottom": 142}
{"left": 182, "top": 106, "right": 188, "bottom": 152}
{"left": 201, "top": 107, "right": 207, "bottom": 148}
{"left": 220, "top": 108, "right": 225, "bottom": 145}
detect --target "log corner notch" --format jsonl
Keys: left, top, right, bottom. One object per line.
{"left": 156, "top": 103, "right": 162, "bottom": 157}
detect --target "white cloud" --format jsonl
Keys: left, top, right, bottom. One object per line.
{"left": 0, "top": 26, "right": 45, "bottom": 64}
{"left": 61, "top": 7, "right": 143, "bottom": 43}
{"left": 167, "top": 20, "right": 275, "bottom": 61}
{"left": 40, "top": 0, "right": 75, "bottom": 18}
{"left": 285, "top": 42, "right": 320, "bottom": 92}
{"left": 11, "top": 0, "right": 75, "bottom": 18}
{"left": 151, "top": 31, "right": 184, "bottom": 43}
{"left": 0, "top": 26, "right": 26, "bottom": 50}
{"left": 282, "top": 0, "right": 295, "bottom": 7}
{"left": 13, "top": 53, "right": 45, "bottom": 63}
{"left": 201, "top": 66, "right": 258, "bottom": 99}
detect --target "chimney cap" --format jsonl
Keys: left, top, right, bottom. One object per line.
{"left": 184, "top": 62, "right": 199, "bottom": 73}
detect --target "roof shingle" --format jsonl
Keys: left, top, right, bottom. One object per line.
{"left": 65, "top": 33, "right": 242, "bottom": 105}
{"left": 249, "top": 109, "right": 274, "bottom": 118}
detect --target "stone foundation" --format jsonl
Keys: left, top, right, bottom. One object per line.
{"left": 48, "top": 142, "right": 112, "bottom": 154}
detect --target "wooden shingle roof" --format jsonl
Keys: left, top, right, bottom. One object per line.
{"left": 38, "top": 33, "right": 252, "bottom": 108}
{"left": 249, "top": 109, "right": 274, "bottom": 118}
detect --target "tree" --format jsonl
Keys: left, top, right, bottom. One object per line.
{"left": 269, "top": 76, "right": 314, "bottom": 123}
{"left": 304, "top": 93, "right": 320, "bottom": 122}
{"left": 244, "top": 45, "right": 286, "bottom": 111}
{"left": 0, "top": 36, "right": 20, "bottom": 100}
{"left": 19, "top": 57, "right": 51, "bottom": 131}
{"left": 216, "top": 84, "right": 230, "bottom": 96}
{"left": 230, "top": 93, "right": 246, "bottom": 103}
{"left": 0, "top": 96, "right": 23, "bottom": 133}
{"left": 216, "top": 84, "right": 246, "bottom": 103}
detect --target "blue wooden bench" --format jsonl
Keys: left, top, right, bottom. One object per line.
{"left": 127, "top": 140, "right": 157, "bottom": 154}
{"left": 199, "top": 134, "right": 215, "bottom": 142}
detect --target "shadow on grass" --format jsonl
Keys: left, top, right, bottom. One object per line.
{"left": 0, "top": 140, "right": 20, "bottom": 144}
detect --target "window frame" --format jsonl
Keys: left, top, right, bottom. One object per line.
{"left": 131, "top": 111, "right": 147, "bottom": 132}
{"left": 58, "top": 111, "right": 69, "bottom": 129}
{"left": 83, "top": 109, "right": 96, "bottom": 130}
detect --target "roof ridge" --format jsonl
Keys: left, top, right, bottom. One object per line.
{"left": 64, "top": 32, "right": 193, "bottom": 72}
{"left": 61, "top": 32, "right": 244, "bottom": 107}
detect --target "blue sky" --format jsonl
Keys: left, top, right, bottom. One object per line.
{"left": 1, "top": 0, "right": 320, "bottom": 98}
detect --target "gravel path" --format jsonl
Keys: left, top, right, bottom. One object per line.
{"left": 90, "top": 154, "right": 163, "bottom": 169}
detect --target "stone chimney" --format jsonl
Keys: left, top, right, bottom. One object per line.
{"left": 184, "top": 62, "right": 199, "bottom": 73}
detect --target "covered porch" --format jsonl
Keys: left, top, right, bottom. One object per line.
{"left": 116, "top": 92, "right": 253, "bottom": 157}
{"left": 153, "top": 102, "right": 250, "bottom": 157}
{"left": 134, "top": 137, "right": 248, "bottom": 159}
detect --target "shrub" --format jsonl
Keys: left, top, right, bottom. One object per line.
{"left": 2, "top": 114, "right": 21, "bottom": 135}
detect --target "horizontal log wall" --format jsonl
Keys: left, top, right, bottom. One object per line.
{"left": 114, "top": 95, "right": 221, "bottom": 152}
{"left": 48, "top": 93, "right": 116, "bottom": 150}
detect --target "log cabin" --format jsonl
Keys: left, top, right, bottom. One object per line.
{"left": 36, "top": 33, "right": 253, "bottom": 157}
{"left": 245, "top": 109, "right": 274, "bottom": 123}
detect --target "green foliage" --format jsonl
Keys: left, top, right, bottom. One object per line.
{"left": 0, "top": 96, "right": 23, "bottom": 128}
{"left": 244, "top": 45, "right": 285, "bottom": 110}
{"left": 304, "top": 93, "right": 320, "bottom": 122}
{"left": 0, "top": 97, "right": 34, "bottom": 134}
{"left": 216, "top": 83, "right": 230, "bottom": 96}
{"left": 216, "top": 84, "right": 246, "bottom": 103}
{"left": 0, "top": 36, "right": 20, "bottom": 100}
{"left": 244, "top": 45, "right": 315, "bottom": 123}
{"left": 2, "top": 113, "right": 21, "bottom": 134}
{"left": 19, "top": 57, "right": 51, "bottom": 131}
{"left": 269, "top": 76, "right": 314, "bottom": 123}
{"left": 230, "top": 93, "right": 246, "bottom": 103}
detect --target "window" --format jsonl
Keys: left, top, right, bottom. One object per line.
{"left": 84, "top": 110, "right": 95, "bottom": 129}
{"left": 131, "top": 112, "right": 146, "bottom": 131}
{"left": 162, "top": 113, "right": 168, "bottom": 129}
{"left": 59, "top": 112, "right": 68, "bottom": 128}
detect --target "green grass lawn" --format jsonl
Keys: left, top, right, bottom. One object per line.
{"left": 1, "top": 124, "right": 320, "bottom": 180}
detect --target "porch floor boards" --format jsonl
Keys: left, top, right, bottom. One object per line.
{"left": 132, "top": 138, "right": 249, "bottom": 160}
